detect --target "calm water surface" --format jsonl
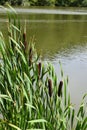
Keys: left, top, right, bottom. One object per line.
{"left": 0, "top": 7, "right": 87, "bottom": 107}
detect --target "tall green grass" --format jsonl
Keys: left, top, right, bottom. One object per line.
{"left": 0, "top": 5, "right": 87, "bottom": 130}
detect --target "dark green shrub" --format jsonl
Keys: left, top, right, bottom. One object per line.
{"left": 82, "top": 0, "right": 87, "bottom": 6}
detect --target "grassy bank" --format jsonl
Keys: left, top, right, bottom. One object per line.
{"left": 0, "top": 6, "right": 87, "bottom": 130}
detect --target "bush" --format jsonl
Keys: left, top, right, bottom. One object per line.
{"left": 36, "top": 0, "right": 54, "bottom": 6}
{"left": 82, "top": 0, "right": 87, "bottom": 6}
{"left": 0, "top": 0, "right": 6, "bottom": 5}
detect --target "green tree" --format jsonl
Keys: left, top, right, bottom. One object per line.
{"left": 0, "top": 0, "right": 23, "bottom": 5}
{"left": 28, "top": 0, "right": 37, "bottom": 6}
{"left": 55, "top": 0, "right": 70, "bottom": 6}
{"left": 0, "top": 0, "right": 87, "bottom": 7}
{"left": 82, "top": 0, "right": 87, "bottom": 6}
{"left": 36, "top": 0, "right": 52, "bottom": 6}
{"left": 0, "top": 0, "right": 7, "bottom": 5}
{"left": 17, "top": 0, "right": 23, "bottom": 5}
{"left": 10, "top": 0, "right": 17, "bottom": 5}
{"left": 10, "top": 0, "right": 23, "bottom": 5}
{"left": 69, "top": 0, "right": 84, "bottom": 6}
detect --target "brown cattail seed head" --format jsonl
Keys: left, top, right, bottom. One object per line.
{"left": 38, "top": 62, "right": 41, "bottom": 79}
{"left": 58, "top": 81, "right": 63, "bottom": 97}
{"left": 23, "top": 33, "right": 26, "bottom": 42}
{"left": 48, "top": 79, "right": 52, "bottom": 97}
{"left": 29, "top": 47, "right": 32, "bottom": 66}
{"left": 23, "top": 33, "right": 27, "bottom": 50}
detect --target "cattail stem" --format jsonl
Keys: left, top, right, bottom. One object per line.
{"left": 23, "top": 33, "right": 27, "bottom": 51}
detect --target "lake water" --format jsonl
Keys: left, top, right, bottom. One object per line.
{"left": 0, "top": 7, "right": 87, "bottom": 108}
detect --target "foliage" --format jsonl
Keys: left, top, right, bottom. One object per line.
{"left": 55, "top": 0, "right": 70, "bottom": 6}
{"left": 10, "top": 0, "right": 23, "bottom": 6}
{"left": 35, "top": 0, "right": 55, "bottom": 6}
{"left": 0, "top": 5, "right": 87, "bottom": 130}
{"left": 0, "top": 0, "right": 87, "bottom": 6}
{"left": 82, "top": 0, "right": 87, "bottom": 6}
{"left": 0, "top": 5, "right": 46, "bottom": 130}
{"left": 0, "top": 0, "right": 6, "bottom": 5}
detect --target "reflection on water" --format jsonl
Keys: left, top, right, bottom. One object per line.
{"left": 0, "top": 7, "right": 87, "bottom": 107}
{"left": 1, "top": 7, "right": 87, "bottom": 15}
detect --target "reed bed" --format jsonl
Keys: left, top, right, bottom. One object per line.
{"left": 0, "top": 5, "right": 87, "bottom": 130}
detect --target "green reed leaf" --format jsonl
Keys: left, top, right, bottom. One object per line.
{"left": 27, "top": 128, "right": 45, "bottom": 130}
{"left": 8, "top": 122, "right": 21, "bottom": 130}
{"left": 71, "top": 109, "right": 75, "bottom": 128}
{"left": 0, "top": 94, "right": 12, "bottom": 102}
{"left": 25, "top": 103, "right": 36, "bottom": 110}
{"left": 64, "top": 79, "right": 67, "bottom": 106}
{"left": 15, "top": 46, "right": 26, "bottom": 64}
{"left": 6, "top": 4, "right": 17, "bottom": 14}
{"left": 82, "top": 117, "right": 87, "bottom": 130}
{"left": 12, "top": 24, "right": 21, "bottom": 32}
{"left": 28, "top": 119, "right": 47, "bottom": 124}
{"left": 9, "top": 37, "right": 21, "bottom": 49}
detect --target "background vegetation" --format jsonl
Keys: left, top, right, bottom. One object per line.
{"left": 0, "top": 0, "right": 87, "bottom": 7}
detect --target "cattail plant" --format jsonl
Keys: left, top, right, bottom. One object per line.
{"left": 38, "top": 62, "right": 41, "bottom": 79}
{"left": 48, "top": 79, "right": 52, "bottom": 98}
{"left": 58, "top": 81, "right": 63, "bottom": 97}
{"left": 23, "top": 32, "right": 27, "bottom": 50}
{"left": 0, "top": 5, "right": 46, "bottom": 130}
{"left": 29, "top": 47, "right": 32, "bottom": 66}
